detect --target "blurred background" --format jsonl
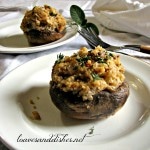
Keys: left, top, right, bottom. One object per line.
{"left": 0, "top": 0, "right": 96, "bottom": 19}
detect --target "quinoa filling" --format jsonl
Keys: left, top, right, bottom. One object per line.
{"left": 51, "top": 46, "right": 125, "bottom": 101}
{"left": 21, "top": 5, "right": 66, "bottom": 33}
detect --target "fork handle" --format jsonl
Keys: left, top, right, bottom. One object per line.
{"left": 124, "top": 45, "right": 150, "bottom": 54}
{"left": 140, "top": 45, "right": 150, "bottom": 54}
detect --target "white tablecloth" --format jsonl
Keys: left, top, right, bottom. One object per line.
{"left": 0, "top": 0, "right": 149, "bottom": 149}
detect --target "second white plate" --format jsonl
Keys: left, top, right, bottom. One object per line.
{"left": 0, "top": 18, "right": 78, "bottom": 53}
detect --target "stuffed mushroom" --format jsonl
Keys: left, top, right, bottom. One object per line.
{"left": 50, "top": 46, "right": 129, "bottom": 119}
{"left": 20, "top": 5, "right": 66, "bottom": 45}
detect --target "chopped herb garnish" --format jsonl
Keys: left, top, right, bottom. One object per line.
{"left": 55, "top": 53, "right": 64, "bottom": 64}
{"left": 76, "top": 56, "right": 91, "bottom": 66}
{"left": 91, "top": 73, "right": 101, "bottom": 80}
{"left": 97, "top": 57, "right": 106, "bottom": 63}
{"left": 105, "top": 52, "right": 114, "bottom": 58}
{"left": 109, "top": 53, "right": 114, "bottom": 57}
{"left": 105, "top": 52, "right": 114, "bottom": 60}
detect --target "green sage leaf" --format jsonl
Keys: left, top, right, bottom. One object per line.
{"left": 70, "top": 5, "right": 86, "bottom": 26}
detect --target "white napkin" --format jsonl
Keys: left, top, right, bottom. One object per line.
{"left": 91, "top": 0, "right": 150, "bottom": 57}
{"left": 92, "top": 0, "right": 150, "bottom": 38}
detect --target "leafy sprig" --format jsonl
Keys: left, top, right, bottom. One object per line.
{"left": 55, "top": 53, "right": 64, "bottom": 64}
{"left": 91, "top": 73, "right": 101, "bottom": 80}
{"left": 70, "top": 5, "right": 99, "bottom": 35}
{"left": 76, "top": 56, "right": 91, "bottom": 66}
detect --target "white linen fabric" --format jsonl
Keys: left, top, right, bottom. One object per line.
{"left": 36, "top": 0, "right": 94, "bottom": 17}
{"left": 0, "top": 1, "right": 149, "bottom": 149}
{"left": 92, "top": 0, "right": 150, "bottom": 38}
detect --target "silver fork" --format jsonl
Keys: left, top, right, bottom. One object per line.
{"left": 78, "top": 27, "right": 150, "bottom": 55}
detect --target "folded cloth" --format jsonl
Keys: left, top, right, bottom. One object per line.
{"left": 37, "top": 0, "right": 93, "bottom": 17}
{"left": 92, "top": 0, "right": 150, "bottom": 38}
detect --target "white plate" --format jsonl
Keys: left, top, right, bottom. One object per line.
{"left": 0, "top": 50, "right": 150, "bottom": 150}
{"left": 0, "top": 18, "right": 78, "bottom": 53}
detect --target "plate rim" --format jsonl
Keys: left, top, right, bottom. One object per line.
{"left": 0, "top": 50, "right": 150, "bottom": 150}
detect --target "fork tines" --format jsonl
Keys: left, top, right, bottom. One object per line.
{"left": 78, "top": 27, "right": 109, "bottom": 48}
